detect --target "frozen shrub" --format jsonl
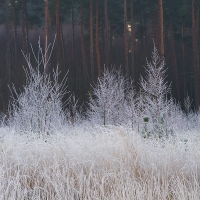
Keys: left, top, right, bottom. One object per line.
{"left": 7, "top": 39, "right": 68, "bottom": 137}
{"left": 124, "top": 88, "right": 138, "bottom": 130}
{"left": 139, "top": 46, "right": 178, "bottom": 138}
{"left": 67, "top": 94, "right": 83, "bottom": 126}
{"left": 125, "top": 89, "right": 145, "bottom": 132}
{"left": 87, "top": 68, "right": 128, "bottom": 126}
{"left": 184, "top": 94, "right": 193, "bottom": 115}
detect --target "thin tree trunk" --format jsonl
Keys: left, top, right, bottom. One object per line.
{"left": 71, "top": 2, "right": 75, "bottom": 75}
{"left": 150, "top": 3, "right": 158, "bottom": 48}
{"left": 90, "top": 0, "right": 94, "bottom": 83}
{"left": 60, "top": 23, "right": 66, "bottom": 74}
{"left": 96, "top": 0, "right": 101, "bottom": 77}
{"left": 5, "top": 0, "right": 11, "bottom": 87}
{"left": 182, "top": 20, "right": 186, "bottom": 98}
{"left": 130, "top": 0, "right": 135, "bottom": 81}
{"left": 21, "top": 0, "right": 28, "bottom": 84}
{"left": 104, "top": 0, "right": 110, "bottom": 68}
{"left": 24, "top": 1, "right": 29, "bottom": 55}
{"left": 108, "top": 8, "right": 112, "bottom": 67}
{"left": 71, "top": 2, "right": 76, "bottom": 93}
{"left": 124, "top": 0, "right": 129, "bottom": 75}
{"left": 170, "top": 18, "right": 180, "bottom": 101}
{"left": 12, "top": 0, "right": 18, "bottom": 66}
{"left": 80, "top": 0, "right": 88, "bottom": 94}
{"left": 195, "top": 3, "right": 199, "bottom": 44}
{"left": 139, "top": 11, "right": 144, "bottom": 69}
{"left": 157, "top": 0, "right": 164, "bottom": 59}
{"left": 192, "top": 0, "right": 200, "bottom": 108}
{"left": 143, "top": 0, "right": 147, "bottom": 57}
{"left": 44, "top": 0, "right": 51, "bottom": 75}
{"left": 55, "top": 0, "right": 61, "bottom": 81}
{"left": 101, "top": 16, "right": 105, "bottom": 65}
{"left": 12, "top": 0, "right": 20, "bottom": 89}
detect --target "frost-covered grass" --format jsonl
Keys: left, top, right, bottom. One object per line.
{"left": 0, "top": 125, "right": 200, "bottom": 200}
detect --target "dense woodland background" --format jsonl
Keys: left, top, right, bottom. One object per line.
{"left": 0, "top": 0, "right": 199, "bottom": 111}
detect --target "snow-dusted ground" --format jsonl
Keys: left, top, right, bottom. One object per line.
{"left": 0, "top": 125, "right": 200, "bottom": 200}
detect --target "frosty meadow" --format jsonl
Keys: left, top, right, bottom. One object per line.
{"left": 0, "top": 43, "right": 200, "bottom": 199}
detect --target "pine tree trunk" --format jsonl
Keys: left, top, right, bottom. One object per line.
{"left": 130, "top": 0, "right": 135, "bottom": 81}
{"left": 104, "top": 0, "right": 110, "bottom": 68}
{"left": 124, "top": 0, "right": 129, "bottom": 75}
{"left": 90, "top": 0, "right": 94, "bottom": 83}
{"left": 60, "top": 23, "right": 66, "bottom": 74}
{"left": 5, "top": 0, "right": 11, "bottom": 87}
{"left": 21, "top": 0, "right": 28, "bottom": 84}
{"left": 150, "top": 3, "right": 158, "bottom": 48}
{"left": 96, "top": 0, "right": 101, "bottom": 77}
{"left": 170, "top": 18, "right": 180, "bottom": 101}
{"left": 143, "top": 0, "right": 147, "bottom": 57}
{"left": 44, "top": 0, "right": 51, "bottom": 75}
{"left": 182, "top": 20, "right": 187, "bottom": 98}
{"left": 157, "top": 0, "right": 164, "bottom": 59}
{"left": 55, "top": 0, "right": 61, "bottom": 82}
{"left": 12, "top": 0, "right": 20, "bottom": 85}
{"left": 139, "top": 11, "right": 144, "bottom": 69}
{"left": 12, "top": 0, "right": 18, "bottom": 66}
{"left": 192, "top": 0, "right": 200, "bottom": 108}
{"left": 195, "top": 3, "right": 199, "bottom": 44}
{"left": 71, "top": 2, "right": 76, "bottom": 92}
{"left": 80, "top": 0, "right": 88, "bottom": 94}
{"left": 24, "top": 0, "right": 29, "bottom": 55}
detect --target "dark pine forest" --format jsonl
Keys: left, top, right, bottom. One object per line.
{"left": 0, "top": 0, "right": 200, "bottom": 111}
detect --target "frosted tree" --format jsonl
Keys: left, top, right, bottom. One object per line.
{"left": 139, "top": 46, "right": 175, "bottom": 138}
{"left": 125, "top": 88, "right": 138, "bottom": 130}
{"left": 125, "top": 88, "right": 150, "bottom": 133}
{"left": 183, "top": 95, "right": 200, "bottom": 131}
{"left": 7, "top": 39, "right": 69, "bottom": 137}
{"left": 184, "top": 94, "right": 193, "bottom": 115}
{"left": 67, "top": 94, "right": 83, "bottom": 126}
{"left": 87, "top": 68, "right": 128, "bottom": 126}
